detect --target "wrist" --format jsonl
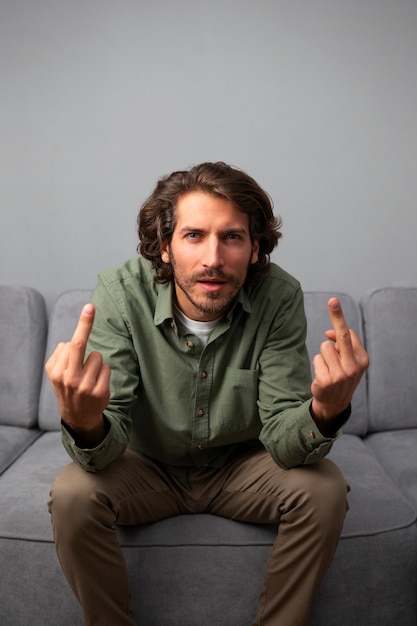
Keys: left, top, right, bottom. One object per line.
{"left": 61, "top": 415, "right": 109, "bottom": 449}
{"left": 309, "top": 401, "right": 351, "bottom": 438}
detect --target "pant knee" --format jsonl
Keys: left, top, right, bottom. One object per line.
{"left": 313, "top": 458, "right": 349, "bottom": 514}
{"left": 281, "top": 459, "right": 348, "bottom": 531}
{"left": 48, "top": 463, "right": 112, "bottom": 538}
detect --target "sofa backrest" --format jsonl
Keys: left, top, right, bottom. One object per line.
{"left": 0, "top": 285, "right": 47, "bottom": 428}
{"left": 361, "top": 287, "right": 417, "bottom": 432}
{"left": 38, "top": 289, "right": 93, "bottom": 431}
{"left": 303, "top": 291, "right": 368, "bottom": 436}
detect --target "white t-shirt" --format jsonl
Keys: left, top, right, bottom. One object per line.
{"left": 174, "top": 304, "right": 221, "bottom": 347}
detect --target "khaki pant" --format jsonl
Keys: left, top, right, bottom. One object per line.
{"left": 48, "top": 448, "right": 348, "bottom": 626}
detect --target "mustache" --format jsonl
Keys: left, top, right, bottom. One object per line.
{"left": 194, "top": 270, "right": 230, "bottom": 281}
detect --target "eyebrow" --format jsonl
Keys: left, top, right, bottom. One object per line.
{"left": 178, "top": 226, "right": 249, "bottom": 235}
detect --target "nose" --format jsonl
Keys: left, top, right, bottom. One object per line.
{"left": 202, "top": 236, "right": 224, "bottom": 268}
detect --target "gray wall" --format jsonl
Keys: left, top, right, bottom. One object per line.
{"left": 1, "top": 0, "right": 416, "bottom": 311}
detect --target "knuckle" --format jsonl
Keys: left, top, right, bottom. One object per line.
{"left": 72, "top": 337, "right": 86, "bottom": 350}
{"left": 89, "top": 350, "right": 104, "bottom": 364}
{"left": 63, "top": 377, "right": 80, "bottom": 393}
{"left": 319, "top": 340, "right": 332, "bottom": 354}
{"left": 340, "top": 329, "right": 351, "bottom": 342}
{"left": 345, "top": 361, "right": 358, "bottom": 378}
{"left": 46, "top": 363, "right": 62, "bottom": 383}
{"left": 336, "top": 367, "right": 357, "bottom": 389}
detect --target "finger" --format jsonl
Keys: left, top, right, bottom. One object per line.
{"left": 45, "top": 342, "right": 71, "bottom": 380}
{"left": 79, "top": 356, "right": 111, "bottom": 411}
{"left": 311, "top": 352, "right": 338, "bottom": 407}
{"left": 325, "top": 327, "right": 369, "bottom": 369}
{"left": 67, "top": 304, "right": 96, "bottom": 373}
{"left": 45, "top": 342, "right": 66, "bottom": 372}
{"left": 349, "top": 329, "right": 370, "bottom": 372}
{"left": 95, "top": 363, "right": 112, "bottom": 403}
{"left": 312, "top": 353, "right": 329, "bottom": 385}
{"left": 77, "top": 351, "right": 103, "bottom": 387}
{"left": 327, "top": 298, "right": 354, "bottom": 359}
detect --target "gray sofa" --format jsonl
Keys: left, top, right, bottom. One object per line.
{"left": 1, "top": 284, "right": 416, "bottom": 626}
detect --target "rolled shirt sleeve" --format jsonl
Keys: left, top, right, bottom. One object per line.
{"left": 256, "top": 284, "right": 341, "bottom": 468}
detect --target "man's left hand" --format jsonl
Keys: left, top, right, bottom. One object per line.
{"left": 311, "top": 297, "right": 370, "bottom": 425}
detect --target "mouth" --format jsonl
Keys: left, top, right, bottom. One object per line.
{"left": 197, "top": 278, "right": 227, "bottom": 293}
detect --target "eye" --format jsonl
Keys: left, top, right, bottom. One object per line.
{"left": 186, "top": 232, "right": 201, "bottom": 240}
{"left": 225, "top": 233, "right": 242, "bottom": 241}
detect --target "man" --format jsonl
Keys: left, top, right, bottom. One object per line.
{"left": 46, "top": 161, "right": 369, "bottom": 626}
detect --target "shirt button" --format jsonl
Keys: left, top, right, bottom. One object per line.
{"left": 197, "top": 443, "right": 203, "bottom": 450}
{"left": 198, "top": 409, "right": 205, "bottom": 417}
{"left": 309, "top": 430, "right": 316, "bottom": 439}
{"left": 201, "top": 370, "right": 208, "bottom": 379}
{"left": 186, "top": 340, "right": 194, "bottom": 348}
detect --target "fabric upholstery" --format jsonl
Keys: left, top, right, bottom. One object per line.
{"left": 328, "top": 433, "right": 416, "bottom": 535}
{"left": 360, "top": 287, "right": 417, "bottom": 431}
{"left": 1, "top": 431, "right": 416, "bottom": 626}
{"left": 0, "top": 425, "right": 41, "bottom": 475}
{"left": 311, "top": 524, "right": 417, "bottom": 626}
{"left": 1, "top": 432, "right": 416, "bottom": 626}
{"left": 0, "top": 285, "right": 47, "bottom": 427}
{"left": 366, "top": 429, "right": 417, "bottom": 507}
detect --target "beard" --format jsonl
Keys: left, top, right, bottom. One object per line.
{"left": 169, "top": 254, "right": 251, "bottom": 318}
{"left": 175, "top": 269, "right": 243, "bottom": 316}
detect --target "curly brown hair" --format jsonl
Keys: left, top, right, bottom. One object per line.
{"left": 137, "top": 161, "right": 282, "bottom": 284}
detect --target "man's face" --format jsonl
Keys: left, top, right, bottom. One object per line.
{"left": 161, "top": 191, "right": 259, "bottom": 322}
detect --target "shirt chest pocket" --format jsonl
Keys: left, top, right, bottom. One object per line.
{"left": 219, "top": 366, "right": 260, "bottom": 433}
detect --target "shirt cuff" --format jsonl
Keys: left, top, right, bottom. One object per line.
{"left": 60, "top": 419, "right": 125, "bottom": 471}
{"left": 302, "top": 406, "right": 343, "bottom": 464}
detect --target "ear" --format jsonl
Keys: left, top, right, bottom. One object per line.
{"left": 251, "top": 239, "right": 260, "bottom": 264}
{"left": 161, "top": 240, "right": 170, "bottom": 264}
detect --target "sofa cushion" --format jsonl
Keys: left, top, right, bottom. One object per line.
{"left": 0, "top": 432, "right": 69, "bottom": 541}
{"left": 366, "top": 429, "right": 417, "bottom": 508}
{"left": 0, "top": 285, "right": 47, "bottom": 428}
{"left": 327, "top": 433, "right": 416, "bottom": 536}
{"left": 303, "top": 292, "right": 368, "bottom": 436}
{"left": 1, "top": 433, "right": 414, "bottom": 546}
{"left": 1, "top": 432, "right": 415, "bottom": 626}
{"left": 38, "top": 289, "right": 92, "bottom": 431}
{"left": 360, "top": 287, "right": 417, "bottom": 431}
{"left": 0, "top": 425, "right": 41, "bottom": 475}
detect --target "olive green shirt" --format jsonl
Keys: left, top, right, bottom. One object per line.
{"left": 61, "top": 257, "right": 339, "bottom": 479}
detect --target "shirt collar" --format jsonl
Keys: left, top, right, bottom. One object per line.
{"left": 153, "top": 280, "right": 252, "bottom": 326}
{"left": 154, "top": 281, "right": 174, "bottom": 326}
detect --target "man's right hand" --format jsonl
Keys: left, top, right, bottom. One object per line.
{"left": 45, "top": 303, "right": 111, "bottom": 447}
